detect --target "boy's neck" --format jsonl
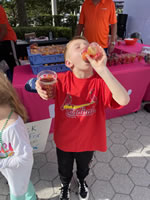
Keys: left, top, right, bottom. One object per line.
{"left": 72, "top": 68, "right": 94, "bottom": 79}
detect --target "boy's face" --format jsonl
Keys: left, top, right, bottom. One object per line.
{"left": 66, "top": 39, "right": 92, "bottom": 71}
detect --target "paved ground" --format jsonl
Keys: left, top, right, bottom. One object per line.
{"left": 1, "top": 106, "right": 150, "bottom": 200}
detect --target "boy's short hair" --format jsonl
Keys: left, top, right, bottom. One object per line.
{"left": 64, "top": 36, "right": 88, "bottom": 60}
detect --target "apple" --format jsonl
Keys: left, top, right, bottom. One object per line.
{"left": 81, "top": 43, "right": 103, "bottom": 62}
{"left": 87, "top": 46, "right": 97, "bottom": 56}
{"left": 81, "top": 48, "right": 89, "bottom": 62}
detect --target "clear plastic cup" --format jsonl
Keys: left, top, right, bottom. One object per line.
{"left": 117, "top": 39, "right": 122, "bottom": 46}
{"left": 37, "top": 70, "right": 57, "bottom": 98}
{"left": 81, "top": 42, "right": 103, "bottom": 62}
{"left": 88, "top": 42, "right": 103, "bottom": 60}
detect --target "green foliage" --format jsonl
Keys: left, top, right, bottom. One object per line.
{"left": 25, "top": 0, "right": 51, "bottom": 19}
{"left": 1, "top": 0, "right": 81, "bottom": 35}
{"left": 13, "top": 26, "right": 72, "bottom": 40}
{"left": 0, "top": 0, "right": 17, "bottom": 26}
{"left": 57, "top": 0, "right": 83, "bottom": 15}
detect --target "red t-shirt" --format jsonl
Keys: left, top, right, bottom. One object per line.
{"left": 54, "top": 71, "right": 121, "bottom": 152}
{"left": 0, "top": 6, "right": 17, "bottom": 41}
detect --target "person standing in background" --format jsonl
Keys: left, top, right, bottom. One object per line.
{"left": 0, "top": 5, "right": 19, "bottom": 81}
{"left": 75, "top": 0, "right": 117, "bottom": 54}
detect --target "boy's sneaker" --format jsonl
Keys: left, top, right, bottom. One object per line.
{"left": 59, "top": 184, "right": 70, "bottom": 200}
{"left": 78, "top": 180, "right": 89, "bottom": 200}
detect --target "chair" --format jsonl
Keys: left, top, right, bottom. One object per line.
{"left": 130, "top": 32, "right": 143, "bottom": 44}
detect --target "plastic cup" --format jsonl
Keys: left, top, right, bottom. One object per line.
{"left": 117, "top": 39, "right": 122, "bottom": 46}
{"left": 137, "top": 53, "right": 144, "bottom": 62}
{"left": 37, "top": 70, "right": 57, "bottom": 98}
{"left": 130, "top": 53, "right": 136, "bottom": 63}
{"left": 81, "top": 42, "right": 103, "bottom": 62}
{"left": 88, "top": 42, "right": 103, "bottom": 60}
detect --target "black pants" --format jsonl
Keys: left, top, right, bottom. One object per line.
{"left": 56, "top": 148, "right": 94, "bottom": 185}
{"left": 0, "top": 40, "right": 19, "bottom": 81}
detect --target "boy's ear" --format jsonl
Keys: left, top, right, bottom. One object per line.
{"left": 65, "top": 59, "right": 74, "bottom": 69}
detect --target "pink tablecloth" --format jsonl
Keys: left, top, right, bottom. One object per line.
{"left": 13, "top": 60, "right": 150, "bottom": 129}
{"left": 106, "top": 61, "right": 150, "bottom": 118}
{"left": 143, "top": 84, "right": 150, "bottom": 101}
{"left": 114, "top": 42, "right": 150, "bottom": 102}
{"left": 115, "top": 41, "right": 150, "bottom": 54}
{"left": 12, "top": 65, "right": 55, "bottom": 133}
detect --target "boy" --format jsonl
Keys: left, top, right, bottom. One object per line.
{"left": 36, "top": 36, "right": 130, "bottom": 200}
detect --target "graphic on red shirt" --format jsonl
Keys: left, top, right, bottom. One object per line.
{"left": 61, "top": 89, "right": 97, "bottom": 118}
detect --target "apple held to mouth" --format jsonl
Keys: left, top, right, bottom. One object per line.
{"left": 81, "top": 48, "right": 89, "bottom": 62}
{"left": 81, "top": 42, "right": 103, "bottom": 62}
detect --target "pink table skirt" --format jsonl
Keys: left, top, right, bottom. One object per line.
{"left": 143, "top": 83, "right": 150, "bottom": 101}
{"left": 106, "top": 61, "right": 150, "bottom": 118}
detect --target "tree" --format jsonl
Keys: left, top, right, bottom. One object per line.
{"left": 0, "top": 0, "right": 17, "bottom": 26}
{"left": 16, "top": 0, "right": 28, "bottom": 26}
{"left": 0, "top": 0, "right": 84, "bottom": 27}
{"left": 57, "top": 0, "right": 83, "bottom": 15}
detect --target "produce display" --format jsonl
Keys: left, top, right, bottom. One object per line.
{"left": 30, "top": 43, "right": 66, "bottom": 55}
{"left": 107, "top": 53, "right": 145, "bottom": 66}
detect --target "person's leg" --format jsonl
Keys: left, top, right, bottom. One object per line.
{"left": 56, "top": 148, "right": 74, "bottom": 185}
{"left": 25, "top": 181, "right": 36, "bottom": 200}
{"left": 75, "top": 151, "right": 94, "bottom": 182}
{"left": 10, "top": 181, "right": 36, "bottom": 200}
{"left": 75, "top": 151, "right": 94, "bottom": 200}
{"left": 104, "top": 48, "right": 108, "bottom": 54}
{"left": 1, "top": 40, "right": 19, "bottom": 81}
{"left": 56, "top": 148, "right": 74, "bottom": 200}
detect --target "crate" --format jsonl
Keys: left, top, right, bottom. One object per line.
{"left": 27, "top": 47, "right": 65, "bottom": 65}
{"left": 30, "top": 63, "right": 70, "bottom": 75}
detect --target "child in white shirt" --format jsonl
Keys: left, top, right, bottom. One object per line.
{"left": 0, "top": 72, "right": 36, "bottom": 200}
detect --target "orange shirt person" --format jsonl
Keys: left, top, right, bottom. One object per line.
{"left": 76, "top": 0, "right": 117, "bottom": 54}
{"left": 0, "top": 5, "right": 19, "bottom": 81}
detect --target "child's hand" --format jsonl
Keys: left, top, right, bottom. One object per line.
{"left": 86, "top": 47, "right": 107, "bottom": 76}
{"left": 35, "top": 80, "right": 55, "bottom": 100}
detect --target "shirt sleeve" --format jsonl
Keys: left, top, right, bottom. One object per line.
{"left": 109, "top": 1, "right": 117, "bottom": 24}
{"left": 101, "top": 79, "right": 123, "bottom": 109}
{"left": 0, "top": 124, "right": 33, "bottom": 169}
{"left": 79, "top": 3, "right": 85, "bottom": 25}
{"left": 0, "top": 6, "right": 7, "bottom": 24}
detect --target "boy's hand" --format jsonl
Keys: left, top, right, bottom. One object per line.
{"left": 86, "top": 47, "right": 107, "bottom": 76}
{"left": 35, "top": 80, "right": 55, "bottom": 100}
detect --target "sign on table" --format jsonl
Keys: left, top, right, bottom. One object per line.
{"left": 25, "top": 118, "right": 52, "bottom": 153}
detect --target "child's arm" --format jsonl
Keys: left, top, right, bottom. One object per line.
{"left": 35, "top": 79, "right": 55, "bottom": 100}
{"left": 0, "top": 127, "right": 33, "bottom": 169}
{"left": 0, "top": 149, "right": 33, "bottom": 169}
{"left": 86, "top": 49, "right": 130, "bottom": 106}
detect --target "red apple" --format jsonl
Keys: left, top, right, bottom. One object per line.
{"left": 81, "top": 43, "right": 103, "bottom": 62}
{"left": 87, "top": 43, "right": 103, "bottom": 60}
